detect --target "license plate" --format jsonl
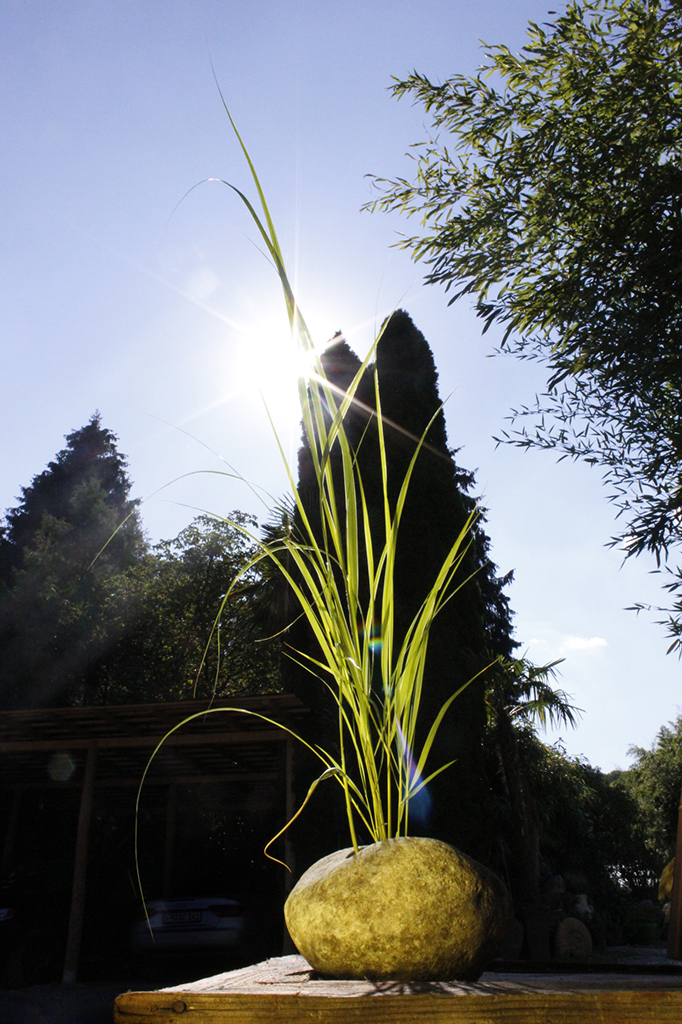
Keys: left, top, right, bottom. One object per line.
{"left": 162, "top": 910, "right": 202, "bottom": 925}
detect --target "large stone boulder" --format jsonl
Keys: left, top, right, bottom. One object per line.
{"left": 659, "top": 858, "right": 675, "bottom": 902}
{"left": 284, "top": 837, "right": 512, "bottom": 981}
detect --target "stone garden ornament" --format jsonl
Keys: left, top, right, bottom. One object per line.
{"left": 137, "top": 99, "right": 512, "bottom": 982}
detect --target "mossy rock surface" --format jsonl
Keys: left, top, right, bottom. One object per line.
{"left": 284, "top": 837, "right": 512, "bottom": 981}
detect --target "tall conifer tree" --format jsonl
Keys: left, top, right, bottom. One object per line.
{"left": 288, "top": 311, "right": 516, "bottom": 859}
{"left": 0, "top": 414, "right": 145, "bottom": 707}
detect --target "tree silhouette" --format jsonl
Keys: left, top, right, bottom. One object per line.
{"left": 0, "top": 413, "right": 145, "bottom": 707}
{"left": 286, "top": 311, "right": 517, "bottom": 860}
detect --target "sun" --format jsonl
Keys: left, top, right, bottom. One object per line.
{"left": 228, "top": 308, "right": 334, "bottom": 427}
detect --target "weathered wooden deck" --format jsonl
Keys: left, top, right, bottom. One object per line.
{"left": 114, "top": 953, "right": 682, "bottom": 1023}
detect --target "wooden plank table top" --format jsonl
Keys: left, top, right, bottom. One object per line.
{"left": 114, "top": 953, "right": 682, "bottom": 1023}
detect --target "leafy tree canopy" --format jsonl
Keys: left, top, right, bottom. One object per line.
{"left": 93, "top": 513, "right": 281, "bottom": 705}
{"left": 516, "top": 733, "right": 654, "bottom": 899}
{"left": 368, "top": 0, "right": 682, "bottom": 641}
{"left": 614, "top": 712, "right": 682, "bottom": 861}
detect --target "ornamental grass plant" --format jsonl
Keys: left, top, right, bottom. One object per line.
{"left": 137, "top": 105, "right": 490, "bottom": 886}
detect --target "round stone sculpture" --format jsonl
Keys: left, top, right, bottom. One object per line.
{"left": 554, "top": 916, "right": 593, "bottom": 960}
{"left": 284, "top": 837, "right": 513, "bottom": 981}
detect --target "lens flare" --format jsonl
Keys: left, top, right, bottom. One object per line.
{"left": 48, "top": 751, "right": 76, "bottom": 783}
{"left": 396, "top": 722, "right": 432, "bottom": 827}
{"left": 360, "top": 617, "right": 383, "bottom": 655}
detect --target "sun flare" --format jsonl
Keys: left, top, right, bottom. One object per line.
{"left": 229, "top": 310, "right": 335, "bottom": 426}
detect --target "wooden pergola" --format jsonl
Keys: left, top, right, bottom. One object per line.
{"left": 0, "top": 695, "right": 308, "bottom": 984}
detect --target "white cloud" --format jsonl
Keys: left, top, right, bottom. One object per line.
{"left": 560, "top": 636, "right": 608, "bottom": 652}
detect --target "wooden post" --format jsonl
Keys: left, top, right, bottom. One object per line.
{"left": 1, "top": 790, "right": 21, "bottom": 877}
{"left": 162, "top": 784, "right": 177, "bottom": 898}
{"left": 667, "top": 779, "right": 682, "bottom": 960}
{"left": 62, "top": 740, "right": 98, "bottom": 985}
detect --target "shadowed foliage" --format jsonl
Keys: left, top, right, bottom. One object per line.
{"left": 0, "top": 414, "right": 145, "bottom": 707}
{"left": 0, "top": 417, "right": 281, "bottom": 708}
{"left": 284, "top": 310, "right": 518, "bottom": 861}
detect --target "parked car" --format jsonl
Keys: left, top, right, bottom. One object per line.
{"left": 131, "top": 896, "right": 248, "bottom": 953}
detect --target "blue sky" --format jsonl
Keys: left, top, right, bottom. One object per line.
{"left": 1, "top": 0, "right": 679, "bottom": 770}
